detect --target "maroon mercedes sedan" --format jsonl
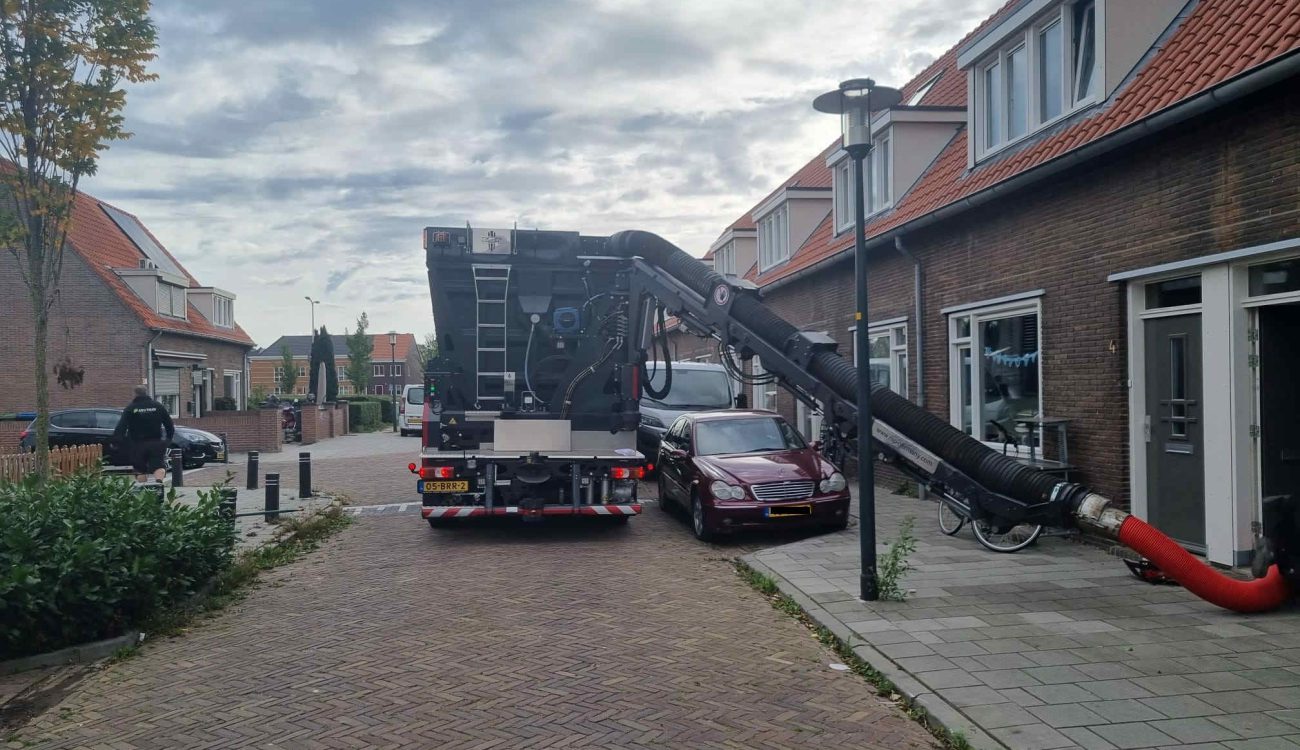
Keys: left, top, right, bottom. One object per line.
{"left": 656, "top": 410, "right": 850, "bottom": 541}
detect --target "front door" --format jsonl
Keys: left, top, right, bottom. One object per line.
{"left": 1259, "top": 303, "right": 1300, "bottom": 507}
{"left": 1145, "top": 314, "right": 1205, "bottom": 548}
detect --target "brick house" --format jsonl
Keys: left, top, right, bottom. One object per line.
{"left": 668, "top": 0, "right": 1300, "bottom": 567}
{"left": 0, "top": 190, "right": 254, "bottom": 418}
{"left": 249, "top": 333, "right": 422, "bottom": 398}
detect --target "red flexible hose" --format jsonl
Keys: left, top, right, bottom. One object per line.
{"left": 1117, "top": 515, "right": 1289, "bottom": 613}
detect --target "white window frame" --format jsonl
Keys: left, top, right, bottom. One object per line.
{"left": 223, "top": 369, "right": 243, "bottom": 410}
{"left": 752, "top": 356, "right": 777, "bottom": 412}
{"left": 850, "top": 319, "right": 908, "bottom": 397}
{"left": 714, "top": 241, "right": 736, "bottom": 276}
{"left": 907, "top": 72, "right": 942, "bottom": 105}
{"left": 392, "top": 363, "right": 403, "bottom": 377}
{"left": 213, "top": 296, "right": 234, "bottom": 327}
{"left": 947, "top": 297, "right": 1043, "bottom": 452}
{"left": 757, "top": 204, "right": 790, "bottom": 271}
{"left": 973, "top": 0, "right": 1099, "bottom": 161}
{"left": 373, "top": 363, "right": 386, "bottom": 377}
{"left": 831, "top": 134, "right": 893, "bottom": 236}
{"left": 833, "top": 159, "right": 854, "bottom": 234}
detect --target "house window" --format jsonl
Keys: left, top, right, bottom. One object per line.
{"left": 852, "top": 322, "right": 908, "bottom": 397}
{"left": 391, "top": 363, "right": 403, "bottom": 377}
{"left": 156, "top": 283, "right": 187, "bottom": 319}
{"left": 1248, "top": 257, "right": 1300, "bottom": 298}
{"left": 757, "top": 204, "right": 789, "bottom": 271}
{"left": 870, "top": 135, "right": 891, "bottom": 213}
{"left": 213, "top": 296, "right": 234, "bottom": 327}
{"left": 1145, "top": 275, "right": 1202, "bottom": 309}
{"left": 833, "top": 160, "right": 853, "bottom": 233}
{"left": 222, "top": 370, "right": 242, "bottom": 410}
{"left": 337, "top": 365, "right": 347, "bottom": 379}
{"left": 373, "top": 364, "right": 386, "bottom": 377}
{"left": 297, "top": 365, "right": 307, "bottom": 377}
{"left": 975, "top": 0, "right": 1099, "bottom": 159}
{"left": 157, "top": 393, "right": 179, "bottom": 416}
{"left": 949, "top": 301, "right": 1041, "bottom": 447}
{"left": 714, "top": 241, "right": 736, "bottom": 276}
{"left": 752, "top": 357, "right": 777, "bottom": 412}
{"left": 907, "top": 72, "right": 942, "bottom": 105}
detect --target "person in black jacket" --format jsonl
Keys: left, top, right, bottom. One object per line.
{"left": 113, "top": 386, "right": 176, "bottom": 483}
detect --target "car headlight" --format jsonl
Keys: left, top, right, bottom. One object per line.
{"left": 819, "top": 472, "right": 846, "bottom": 493}
{"left": 709, "top": 480, "right": 746, "bottom": 501}
{"left": 640, "top": 414, "right": 665, "bottom": 429}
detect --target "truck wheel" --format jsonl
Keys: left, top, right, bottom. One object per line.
{"left": 427, "top": 518, "right": 453, "bottom": 529}
{"left": 691, "top": 495, "right": 716, "bottom": 542}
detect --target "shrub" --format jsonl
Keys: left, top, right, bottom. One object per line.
{"left": 213, "top": 396, "right": 238, "bottom": 411}
{"left": 347, "top": 395, "right": 395, "bottom": 423}
{"left": 0, "top": 474, "right": 236, "bottom": 659}
{"left": 348, "top": 401, "right": 381, "bottom": 431}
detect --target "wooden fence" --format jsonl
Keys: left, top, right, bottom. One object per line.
{"left": 0, "top": 444, "right": 103, "bottom": 483}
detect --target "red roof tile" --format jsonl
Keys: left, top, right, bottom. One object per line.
{"left": 66, "top": 192, "right": 255, "bottom": 346}
{"left": 755, "top": 0, "right": 1300, "bottom": 287}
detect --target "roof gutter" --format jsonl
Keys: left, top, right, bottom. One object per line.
{"left": 762, "top": 49, "right": 1300, "bottom": 294}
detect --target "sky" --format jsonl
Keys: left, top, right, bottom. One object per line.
{"left": 82, "top": 0, "right": 1002, "bottom": 348}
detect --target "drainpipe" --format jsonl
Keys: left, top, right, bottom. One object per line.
{"left": 893, "top": 236, "right": 924, "bottom": 407}
{"left": 145, "top": 330, "right": 163, "bottom": 396}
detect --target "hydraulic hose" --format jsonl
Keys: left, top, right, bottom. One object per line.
{"left": 607, "top": 229, "right": 1293, "bottom": 613}
{"left": 1117, "top": 514, "right": 1288, "bottom": 613}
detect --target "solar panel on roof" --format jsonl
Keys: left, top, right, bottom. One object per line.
{"left": 100, "top": 203, "right": 184, "bottom": 278}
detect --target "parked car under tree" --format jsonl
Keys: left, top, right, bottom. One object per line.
{"left": 656, "top": 410, "right": 850, "bottom": 541}
{"left": 18, "top": 409, "right": 225, "bottom": 469}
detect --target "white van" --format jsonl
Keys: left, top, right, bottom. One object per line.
{"left": 400, "top": 384, "right": 424, "bottom": 436}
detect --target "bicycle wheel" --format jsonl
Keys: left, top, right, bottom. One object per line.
{"left": 972, "top": 518, "right": 1043, "bottom": 553}
{"left": 937, "top": 499, "right": 965, "bottom": 536}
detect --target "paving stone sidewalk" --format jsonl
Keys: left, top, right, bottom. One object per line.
{"left": 745, "top": 490, "right": 1300, "bottom": 750}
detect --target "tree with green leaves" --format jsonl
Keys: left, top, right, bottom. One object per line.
{"left": 278, "top": 345, "right": 298, "bottom": 395}
{"left": 0, "top": 0, "right": 157, "bottom": 478}
{"left": 417, "top": 331, "right": 438, "bottom": 369}
{"left": 308, "top": 326, "right": 339, "bottom": 402}
{"left": 345, "top": 313, "right": 372, "bottom": 394}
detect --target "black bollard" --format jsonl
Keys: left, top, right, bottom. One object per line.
{"left": 247, "top": 451, "right": 259, "bottom": 490}
{"left": 218, "top": 487, "right": 237, "bottom": 523}
{"left": 171, "top": 448, "right": 185, "bottom": 488}
{"left": 298, "top": 452, "right": 312, "bottom": 498}
{"left": 265, "top": 472, "right": 280, "bottom": 523}
{"left": 219, "top": 433, "right": 230, "bottom": 463}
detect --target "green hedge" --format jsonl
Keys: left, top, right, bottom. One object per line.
{"left": 348, "top": 401, "right": 381, "bottom": 431}
{"left": 346, "top": 395, "right": 396, "bottom": 423}
{"left": 0, "top": 474, "right": 236, "bottom": 659}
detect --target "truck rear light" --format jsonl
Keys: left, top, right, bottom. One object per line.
{"left": 421, "top": 466, "right": 455, "bottom": 480}
{"left": 611, "top": 466, "right": 645, "bottom": 481}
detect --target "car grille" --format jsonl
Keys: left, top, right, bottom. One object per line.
{"left": 751, "top": 480, "right": 815, "bottom": 502}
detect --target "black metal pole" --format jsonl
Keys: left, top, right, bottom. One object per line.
{"left": 171, "top": 448, "right": 185, "bottom": 488}
{"left": 299, "top": 452, "right": 311, "bottom": 498}
{"left": 850, "top": 144, "right": 878, "bottom": 602}
{"left": 265, "top": 472, "right": 280, "bottom": 523}
{"left": 218, "top": 487, "right": 237, "bottom": 523}
{"left": 390, "top": 341, "right": 397, "bottom": 433}
{"left": 247, "top": 450, "right": 259, "bottom": 490}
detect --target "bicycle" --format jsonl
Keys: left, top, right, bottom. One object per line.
{"left": 936, "top": 491, "right": 1043, "bottom": 553}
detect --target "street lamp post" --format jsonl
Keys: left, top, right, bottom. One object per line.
{"left": 814, "top": 78, "right": 902, "bottom": 602}
{"left": 304, "top": 296, "right": 320, "bottom": 333}
{"left": 389, "top": 331, "right": 398, "bottom": 433}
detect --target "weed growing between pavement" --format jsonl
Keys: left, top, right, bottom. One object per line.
{"left": 877, "top": 515, "right": 917, "bottom": 602}
{"left": 142, "top": 505, "right": 353, "bottom": 640}
{"left": 734, "top": 561, "right": 974, "bottom": 750}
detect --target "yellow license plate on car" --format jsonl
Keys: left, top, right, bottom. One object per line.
{"left": 766, "top": 505, "right": 812, "bottom": 518}
{"left": 420, "top": 480, "right": 470, "bottom": 493}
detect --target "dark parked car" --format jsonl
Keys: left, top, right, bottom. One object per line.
{"left": 656, "top": 410, "right": 849, "bottom": 541}
{"left": 19, "top": 408, "right": 225, "bottom": 470}
{"left": 637, "top": 361, "right": 736, "bottom": 469}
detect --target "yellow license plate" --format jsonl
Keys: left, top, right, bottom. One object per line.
{"left": 420, "top": 480, "right": 470, "bottom": 493}
{"left": 767, "top": 504, "right": 812, "bottom": 518}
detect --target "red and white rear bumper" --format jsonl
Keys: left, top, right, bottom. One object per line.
{"left": 422, "top": 504, "right": 642, "bottom": 519}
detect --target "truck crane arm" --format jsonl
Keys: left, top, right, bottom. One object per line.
{"left": 610, "top": 229, "right": 1297, "bottom": 613}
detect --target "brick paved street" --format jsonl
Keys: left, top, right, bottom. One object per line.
{"left": 16, "top": 434, "right": 937, "bottom": 750}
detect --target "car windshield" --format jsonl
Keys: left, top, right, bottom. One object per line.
{"left": 406, "top": 387, "right": 424, "bottom": 406}
{"left": 694, "top": 417, "right": 806, "bottom": 456}
{"left": 642, "top": 366, "right": 731, "bottom": 409}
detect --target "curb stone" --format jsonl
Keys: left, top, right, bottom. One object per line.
{"left": 742, "top": 554, "right": 1007, "bottom": 750}
{"left": 0, "top": 631, "right": 142, "bottom": 677}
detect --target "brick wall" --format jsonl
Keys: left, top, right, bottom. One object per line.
{"left": 723, "top": 81, "right": 1300, "bottom": 503}
{"left": 155, "top": 332, "right": 251, "bottom": 416}
{"left": 175, "top": 408, "right": 283, "bottom": 453}
{"left": 0, "top": 422, "right": 27, "bottom": 453}
{"left": 299, "top": 403, "right": 320, "bottom": 445}
{"left": 0, "top": 247, "right": 152, "bottom": 413}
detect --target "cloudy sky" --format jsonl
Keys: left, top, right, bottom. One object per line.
{"left": 82, "top": 0, "right": 1001, "bottom": 347}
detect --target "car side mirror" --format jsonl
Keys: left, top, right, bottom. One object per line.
{"left": 734, "top": 393, "right": 748, "bottom": 409}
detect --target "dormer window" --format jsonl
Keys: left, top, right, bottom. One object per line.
{"left": 757, "top": 204, "right": 789, "bottom": 271}
{"left": 714, "top": 241, "right": 736, "bottom": 276}
{"left": 156, "top": 282, "right": 187, "bottom": 319}
{"left": 974, "top": 0, "right": 1099, "bottom": 159}
{"left": 213, "top": 296, "right": 234, "bottom": 327}
{"left": 832, "top": 134, "right": 893, "bottom": 234}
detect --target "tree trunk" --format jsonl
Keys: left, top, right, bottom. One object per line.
{"left": 31, "top": 290, "right": 50, "bottom": 479}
